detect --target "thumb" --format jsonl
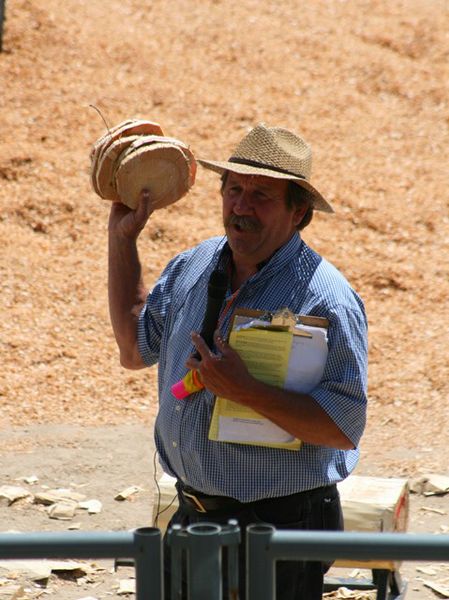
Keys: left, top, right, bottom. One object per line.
{"left": 129, "top": 190, "right": 154, "bottom": 236}
{"left": 135, "top": 189, "right": 154, "bottom": 220}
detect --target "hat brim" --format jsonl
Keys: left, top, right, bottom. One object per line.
{"left": 198, "top": 159, "right": 334, "bottom": 214}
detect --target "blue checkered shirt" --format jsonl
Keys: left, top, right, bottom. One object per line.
{"left": 138, "top": 233, "right": 368, "bottom": 502}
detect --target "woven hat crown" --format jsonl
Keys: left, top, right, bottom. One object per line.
{"left": 232, "top": 124, "right": 312, "bottom": 180}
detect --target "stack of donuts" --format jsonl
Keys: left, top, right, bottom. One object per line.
{"left": 90, "top": 119, "right": 196, "bottom": 210}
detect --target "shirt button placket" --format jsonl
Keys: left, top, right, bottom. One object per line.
{"left": 173, "top": 405, "right": 180, "bottom": 448}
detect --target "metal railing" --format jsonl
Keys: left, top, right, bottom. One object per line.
{"left": 246, "top": 526, "right": 449, "bottom": 600}
{"left": 0, "top": 527, "right": 163, "bottom": 600}
{"left": 1, "top": 525, "right": 449, "bottom": 599}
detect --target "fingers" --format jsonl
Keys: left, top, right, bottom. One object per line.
{"left": 185, "top": 335, "right": 205, "bottom": 371}
{"left": 191, "top": 331, "right": 229, "bottom": 359}
{"left": 110, "top": 189, "right": 154, "bottom": 240}
{"left": 186, "top": 332, "right": 221, "bottom": 368}
{"left": 110, "top": 198, "right": 131, "bottom": 217}
{"left": 191, "top": 332, "right": 215, "bottom": 360}
{"left": 214, "top": 330, "right": 228, "bottom": 353}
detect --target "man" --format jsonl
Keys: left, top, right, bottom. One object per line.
{"left": 108, "top": 124, "right": 368, "bottom": 599}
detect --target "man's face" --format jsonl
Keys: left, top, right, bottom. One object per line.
{"left": 222, "top": 172, "right": 306, "bottom": 265}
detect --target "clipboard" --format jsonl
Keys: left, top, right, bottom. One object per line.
{"left": 208, "top": 308, "right": 329, "bottom": 450}
{"left": 231, "top": 307, "right": 329, "bottom": 331}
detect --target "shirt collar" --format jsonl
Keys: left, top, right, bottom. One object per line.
{"left": 217, "top": 232, "right": 302, "bottom": 284}
{"left": 255, "top": 232, "right": 302, "bottom": 279}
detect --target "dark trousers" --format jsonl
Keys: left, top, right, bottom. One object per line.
{"left": 163, "top": 483, "right": 343, "bottom": 599}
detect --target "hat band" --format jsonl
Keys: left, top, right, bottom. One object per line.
{"left": 229, "top": 157, "right": 305, "bottom": 180}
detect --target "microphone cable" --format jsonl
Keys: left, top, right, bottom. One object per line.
{"left": 152, "top": 448, "right": 178, "bottom": 529}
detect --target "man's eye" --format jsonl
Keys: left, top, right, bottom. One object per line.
{"left": 255, "top": 191, "right": 268, "bottom": 200}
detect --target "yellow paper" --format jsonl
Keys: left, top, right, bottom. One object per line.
{"left": 209, "top": 328, "right": 302, "bottom": 450}
{"left": 230, "top": 327, "right": 291, "bottom": 386}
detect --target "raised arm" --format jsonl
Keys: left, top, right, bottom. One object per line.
{"left": 108, "top": 191, "right": 154, "bottom": 369}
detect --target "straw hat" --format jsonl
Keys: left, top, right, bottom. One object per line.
{"left": 198, "top": 123, "right": 333, "bottom": 213}
{"left": 89, "top": 119, "right": 196, "bottom": 210}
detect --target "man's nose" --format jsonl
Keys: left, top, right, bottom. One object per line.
{"left": 233, "top": 191, "right": 253, "bottom": 214}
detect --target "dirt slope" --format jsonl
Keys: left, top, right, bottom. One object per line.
{"left": 1, "top": 0, "right": 448, "bottom": 477}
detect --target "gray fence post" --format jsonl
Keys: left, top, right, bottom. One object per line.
{"left": 167, "top": 524, "right": 184, "bottom": 599}
{"left": 167, "top": 520, "right": 241, "bottom": 600}
{"left": 246, "top": 525, "right": 276, "bottom": 600}
{"left": 226, "top": 519, "right": 240, "bottom": 599}
{"left": 133, "top": 527, "right": 163, "bottom": 600}
{"left": 186, "top": 523, "right": 223, "bottom": 600}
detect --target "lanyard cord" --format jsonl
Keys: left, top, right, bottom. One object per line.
{"left": 218, "top": 288, "right": 240, "bottom": 332}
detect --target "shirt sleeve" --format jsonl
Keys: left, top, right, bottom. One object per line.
{"left": 310, "top": 303, "right": 368, "bottom": 447}
{"left": 137, "top": 250, "right": 193, "bottom": 366}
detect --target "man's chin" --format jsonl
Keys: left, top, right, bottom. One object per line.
{"left": 226, "top": 235, "right": 260, "bottom": 259}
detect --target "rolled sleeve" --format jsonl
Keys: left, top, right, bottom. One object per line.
{"left": 311, "top": 305, "right": 368, "bottom": 447}
{"left": 137, "top": 301, "right": 163, "bottom": 366}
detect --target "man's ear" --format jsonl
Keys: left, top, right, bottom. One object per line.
{"left": 292, "top": 204, "right": 308, "bottom": 228}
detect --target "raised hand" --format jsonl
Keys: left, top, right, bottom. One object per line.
{"left": 108, "top": 189, "right": 154, "bottom": 240}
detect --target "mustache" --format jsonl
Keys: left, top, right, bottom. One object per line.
{"left": 225, "top": 214, "right": 262, "bottom": 232}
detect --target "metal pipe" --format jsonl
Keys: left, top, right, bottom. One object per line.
{"left": 246, "top": 526, "right": 449, "bottom": 600}
{"left": 246, "top": 525, "right": 275, "bottom": 600}
{"left": 133, "top": 527, "right": 163, "bottom": 600}
{"left": 254, "top": 529, "right": 449, "bottom": 562}
{"left": 168, "top": 524, "right": 184, "bottom": 600}
{"left": 186, "top": 523, "right": 222, "bottom": 600}
{"left": 0, "top": 530, "right": 163, "bottom": 600}
{"left": 0, "top": 531, "right": 135, "bottom": 559}
{"left": 226, "top": 520, "right": 240, "bottom": 600}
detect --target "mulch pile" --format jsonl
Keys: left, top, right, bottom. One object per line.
{"left": 0, "top": 0, "right": 448, "bottom": 476}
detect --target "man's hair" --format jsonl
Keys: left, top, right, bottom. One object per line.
{"left": 220, "top": 172, "right": 314, "bottom": 230}
{"left": 286, "top": 182, "right": 314, "bottom": 231}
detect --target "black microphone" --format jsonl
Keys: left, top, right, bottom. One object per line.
{"left": 195, "top": 269, "right": 228, "bottom": 356}
{"left": 171, "top": 269, "right": 229, "bottom": 399}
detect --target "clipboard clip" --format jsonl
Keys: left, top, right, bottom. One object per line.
{"left": 248, "top": 308, "right": 312, "bottom": 338}
{"left": 272, "top": 308, "right": 312, "bottom": 338}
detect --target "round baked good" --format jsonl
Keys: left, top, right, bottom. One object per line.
{"left": 114, "top": 136, "right": 196, "bottom": 210}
